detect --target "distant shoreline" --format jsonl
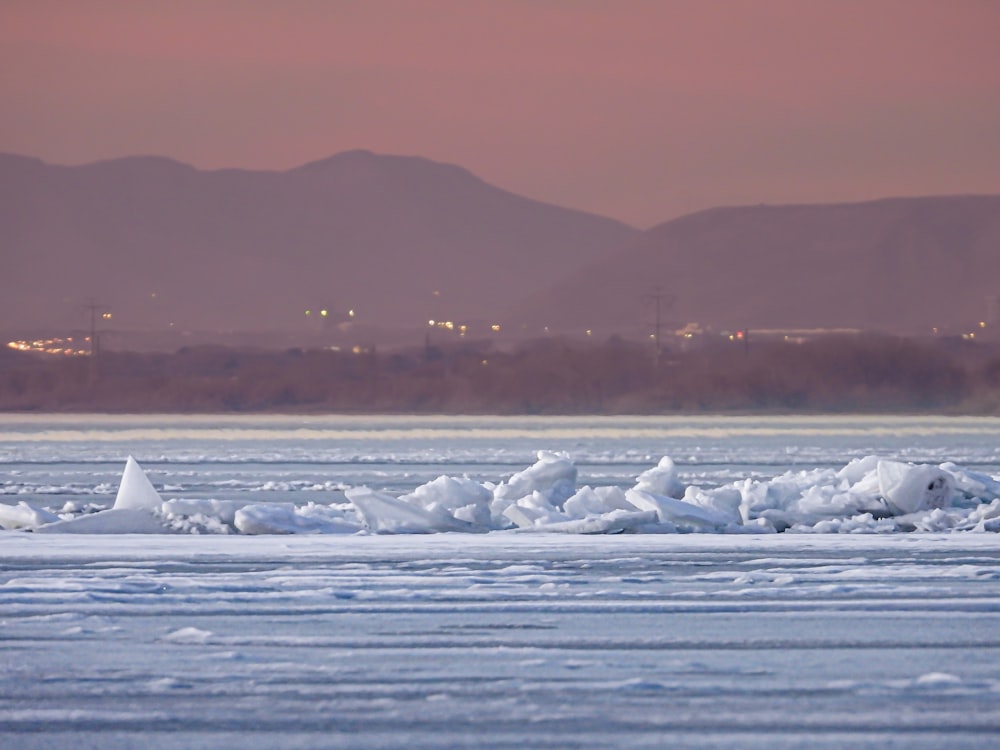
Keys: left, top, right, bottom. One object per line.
{"left": 2, "top": 333, "right": 998, "bottom": 416}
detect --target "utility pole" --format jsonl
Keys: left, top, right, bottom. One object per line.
{"left": 83, "top": 299, "right": 101, "bottom": 359}
{"left": 644, "top": 287, "right": 674, "bottom": 368}
{"left": 82, "top": 299, "right": 110, "bottom": 381}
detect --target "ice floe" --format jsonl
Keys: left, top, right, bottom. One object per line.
{"left": 3, "top": 451, "right": 1000, "bottom": 535}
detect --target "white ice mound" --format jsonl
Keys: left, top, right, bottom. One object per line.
{"left": 634, "top": 457, "right": 686, "bottom": 499}
{"left": 940, "top": 462, "right": 1000, "bottom": 503}
{"left": 401, "top": 475, "right": 493, "bottom": 529}
{"left": 346, "top": 486, "right": 476, "bottom": 533}
{"left": 564, "top": 486, "right": 634, "bottom": 517}
{"left": 113, "top": 456, "right": 164, "bottom": 510}
{"left": 233, "top": 503, "right": 361, "bottom": 535}
{"left": 4, "top": 451, "right": 999, "bottom": 536}
{"left": 33, "top": 508, "right": 170, "bottom": 534}
{"left": 493, "top": 451, "right": 577, "bottom": 506}
{"left": 0, "top": 501, "right": 60, "bottom": 530}
{"left": 626, "top": 489, "right": 734, "bottom": 531}
{"left": 877, "top": 460, "right": 953, "bottom": 515}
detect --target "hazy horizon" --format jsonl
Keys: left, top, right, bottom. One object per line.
{"left": 3, "top": 0, "right": 999, "bottom": 228}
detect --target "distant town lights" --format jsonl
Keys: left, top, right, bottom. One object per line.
{"left": 427, "top": 319, "right": 468, "bottom": 333}
{"left": 7, "top": 337, "right": 89, "bottom": 356}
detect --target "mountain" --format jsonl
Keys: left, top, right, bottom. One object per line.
{"left": 512, "top": 196, "right": 1000, "bottom": 338}
{"left": 0, "top": 151, "right": 637, "bottom": 336}
{"left": 6, "top": 153, "right": 997, "bottom": 344}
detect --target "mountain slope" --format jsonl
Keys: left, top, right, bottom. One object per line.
{"left": 0, "top": 151, "right": 637, "bottom": 334}
{"left": 512, "top": 196, "right": 1000, "bottom": 337}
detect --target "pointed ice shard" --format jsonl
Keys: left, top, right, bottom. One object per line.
{"left": 113, "top": 456, "right": 164, "bottom": 510}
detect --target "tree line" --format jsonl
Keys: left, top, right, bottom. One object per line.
{"left": 1, "top": 334, "right": 998, "bottom": 414}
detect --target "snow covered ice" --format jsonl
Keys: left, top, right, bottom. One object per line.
{"left": 2, "top": 414, "right": 1000, "bottom": 748}
{"left": 3, "top": 533, "right": 1000, "bottom": 749}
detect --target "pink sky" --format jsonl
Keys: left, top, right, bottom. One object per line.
{"left": 2, "top": 0, "right": 998, "bottom": 227}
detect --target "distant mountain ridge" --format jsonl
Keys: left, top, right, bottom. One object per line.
{"left": 0, "top": 150, "right": 637, "bottom": 335}
{"left": 2, "top": 151, "right": 998, "bottom": 342}
{"left": 515, "top": 194, "right": 1000, "bottom": 338}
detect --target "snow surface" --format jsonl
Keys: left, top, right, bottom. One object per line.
{"left": 2, "top": 533, "right": 1000, "bottom": 749}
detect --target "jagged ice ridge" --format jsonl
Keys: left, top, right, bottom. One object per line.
{"left": 3, "top": 452, "right": 1000, "bottom": 535}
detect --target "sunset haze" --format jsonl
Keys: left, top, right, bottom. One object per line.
{"left": 2, "top": 0, "right": 998, "bottom": 227}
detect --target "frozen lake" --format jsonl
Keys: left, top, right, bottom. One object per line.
{"left": 3, "top": 412, "right": 1000, "bottom": 507}
{"left": 2, "top": 414, "right": 1000, "bottom": 747}
{"left": 3, "top": 534, "right": 1000, "bottom": 749}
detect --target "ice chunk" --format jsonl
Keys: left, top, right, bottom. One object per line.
{"left": 738, "top": 465, "right": 887, "bottom": 530}
{"left": 521, "top": 509, "right": 660, "bottom": 534}
{"left": 161, "top": 498, "right": 246, "bottom": 525}
{"left": 501, "top": 491, "right": 567, "bottom": 529}
{"left": 33, "top": 508, "right": 170, "bottom": 534}
{"left": 939, "top": 462, "right": 1000, "bottom": 504}
{"left": 113, "top": 456, "right": 163, "bottom": 511}
{"left": 346, "top": 486, "right": 475, "bottom": 533}
{"left": 837, "top": 455, "right": 881, "bottom": 485}
{"left": 161, "top": 498, "right": 247, "bottom": 526}
{"left": 494, "top": 451, "right": 577, "bottom": 506}
{"left": 563, "top": 486, "right": 633, "bottom": 518}
{"left": 680, "top": 486, "right": 743, "bottom": 525}
{"left": 401, "top": 475, "right": 493, "bottom": 530}
{"left": 625, "top": 489, "right": 732, "bottom": 530}
{"left": 634, "top": 456, "right": 685, "bottom": 499}
{"left": 233, "top": 503, "right": 360, "bottom": 535}
{"left": 0, "top": 501, "right": 60, "bottom": 530}
{"left": 964, "top": 499, "right": 1000, "bottom": 532}
{"left": 877, "top": 460, "right": 953, "bottom": 515}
